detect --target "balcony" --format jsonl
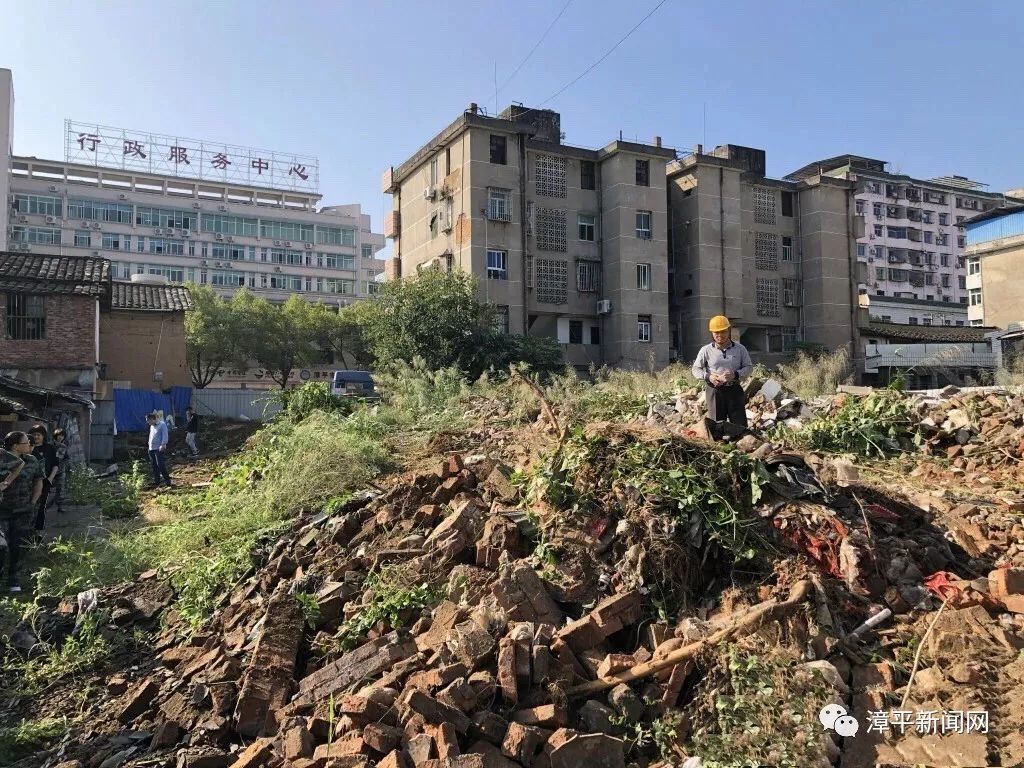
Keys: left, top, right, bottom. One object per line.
{"left": 885, "top": 184, "right": 901, "bottom": 199}
{"left": 906, "top": 207, "right": 923, "bottom": 223}
{"left": 906, "top": 227, "right": 922, "bottom": 243}
{"left": 886, "top": 204, "right": 904, "bottom": 219}
{"left": 888, "top": 251, "right": 907, "bottom": 265}
{"left": 909, "top": 272, "right": 926, "bottom": 288}
{"left": 384, "top": 211, "right": 400, "bottom": 239}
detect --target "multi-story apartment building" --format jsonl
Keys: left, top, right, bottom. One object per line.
{"left": 667, "top": 145, "right": 861, "bottom": 366}
{"left": 964, "top": 204, "right": 1024, "bottom": 329}
{"left": 786, "top": 155, "right": 1012, "bottom": 328}
{"left": 382, "top": 104, "right": 675, "bottom": 370}
{"left": 0, "top": 69, "right": 385, "bottom": 307}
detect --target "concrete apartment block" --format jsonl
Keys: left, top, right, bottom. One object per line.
{"left": 384, "top": 104, "right": 674, "bottom": 371}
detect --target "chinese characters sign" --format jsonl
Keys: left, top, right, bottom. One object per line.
{"left": 65, "top": 120, "right": 318, "bottom": 193}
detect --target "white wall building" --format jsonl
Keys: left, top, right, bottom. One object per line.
{"left": 787, "top": 155, "right": 1014, "bottom": 329}
{"left": 2, "top": 69, "right": 384, "bottom": 306}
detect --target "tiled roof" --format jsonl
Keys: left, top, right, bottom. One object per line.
{"left": 0, "top": 375, "right": 94, "bottom": 409}
{"left": 111, "top": 281, "right": 194, "bottom": 312}
{"left": 866, "top": 322, "right": 995, "bottom": 343}
{"left": 0, "top": 251, "right": 110, "bottom": 296}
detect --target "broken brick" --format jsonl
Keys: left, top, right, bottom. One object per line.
{"left": 989, "top": 567, "right": 1024, "bottom": 597}
{"left": 512, "top": 704, "right": 567, "bottom": 729}
{"left": 447, "top": 621, "right": 496, "bottom": 670}
{"left": 502, "top": 722, "right": 548, "bottom": 767}
{"left": 364, "top": 724, "right": 403, "bottom": 755}
{"left": 150, "top": 721, "right": 181, "bottom": 750}
{"left": 285, "top": 726, "right": 314, "bottom": 760}
{"left": 429, "top": 721, "right": 460, "bottom": 761}
{"left": 375, "top": 753, "right": 406, "bottom": 768}
{"left": 471, "top": 710, "right": 509, "bottom": 745}
{"left": 402, "top": 689, "right": 472, "bottom": 734}
{"left": 405, "top": 733, "right": 435, "bottom": 765}
{"left": 555, "top": 615, "right": 603, "bottom": 654}
{"left": 229, "top": 739, "right": 273, "bottom": 768}
{"left": 496, "top": 637, "right": 518, "bottom": 706}
{"left": 549, "top": 733, "right": 625, "bottom": 768}
{"left": 117, "top": 677, "right": 160, "bottom": 724}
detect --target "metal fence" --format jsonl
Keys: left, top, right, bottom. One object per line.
{"left": 191, "top": 388, "right": 282, "bottom": 422}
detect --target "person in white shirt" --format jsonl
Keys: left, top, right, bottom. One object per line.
{"left": 691, "top": 315, "right": 753, "bottom": 433}
{"left": 146, "top": 412, "right": 172, "bottom": 487}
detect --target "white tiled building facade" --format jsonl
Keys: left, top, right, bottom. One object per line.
{"left": 787, "top": 156, "right": 1011, "bottom": 328}
{"left": 1, "top": 69, "right": 384, "bottom": 305}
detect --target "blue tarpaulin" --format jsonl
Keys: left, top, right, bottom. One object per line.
{"left": 113, "top": 389, "right": 173, "bottom": 433}
{"left": 169, "top": 386, "right": 193, "bottom": 420}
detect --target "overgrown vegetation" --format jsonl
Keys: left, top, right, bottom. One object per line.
{"left": 271, "top": 381, "right": 356, "bottom": 422}
{"left": 687, "top": 644, "right": 831, "bottom": 768}
{"left": 335, "top": 566, "right": 440, "bottom": 650}
{"left": 776, "top": 347, "right": 853, "bottom": 399}
{"left": 995, "top": 353, "right": 1024, "bottom": 388}
{"left": 0, "top": 718, "right": 66, "bottom": 764}
{"left": 63, "top": 462, "right": 146, "bottom": 518}
{"left": 785, "top": 387, "right": 917, "bottom": 457}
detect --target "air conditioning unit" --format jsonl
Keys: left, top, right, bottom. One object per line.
{"left": 181, "top": 229, "right": 191, "bottom": 237}
{"left": 218, "top": 205, "right": 228, "bottom": 212}
{"left": 273, "top": 240, "right": 282, "bottom": 246}
{"left": 201, "top": 260, "right": 208, "bottom": 266}
{"left": 226, "top": 236, "right": 233, "bottom": 243}
{"left": 48, "top": 185, "right": 58, "bottom": 192}
{"left": 215, "top": 234, "right": 224, "bottom": 241}
{"left": 18, "top": 215, "right": 27, "bottom": 223}
{"left": 423, "top": 186, "right": 436, "bottom": 201}
{"left": 284, "top": 241, "right": 291, "bottom": 247}
{"left": 214, "top": 261, "right": 222, "bottom": 267}
{"left": 596, "top": 299, "right": 612, "bottom": 315}
{"left": 92, "top": 222, "right": 100, "bottom": 230}
{"left": 81, "top": 220, "right": 89, "bottom": 227}
{"left": 119, "top": 194, "right": 128, "bottom": 201}
{"left": 304, "top": 242, "right": 313, "bottom": 250}
{"left": 44, "top": 216, "right": 55, "bottom": 224}
{"left": 154, "top": 228, "right": 163, "bottom": 235}
{"left": 192, "top": 202, "right": 201, "bottom": 209}
{"left": 92, "top": 250, "right": 100, "bottom": 256}
{"left": 273, "top": 266, "right": 282, "bottom": 272}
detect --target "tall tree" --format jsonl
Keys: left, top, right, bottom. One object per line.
{"left": 184, "top": 284, "right": 240, "bottom": 388}
{"left": 232, "top": 292, "right": 326, "bottom": 389}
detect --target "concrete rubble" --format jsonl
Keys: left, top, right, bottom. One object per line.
{"left": 6, "top": 383, "right": 1024, "bottom": 768}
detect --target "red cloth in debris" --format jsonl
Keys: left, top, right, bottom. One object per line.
{"left": 772, "top": 516, "right": 850, "bottom": 581}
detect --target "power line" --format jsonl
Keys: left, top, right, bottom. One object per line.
{"left": 495, "top": 0, "right": 574, "bottom": 100}
{"left": 538, "top": 0, "right": 671, "bottom": 108}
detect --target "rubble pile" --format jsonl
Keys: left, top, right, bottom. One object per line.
{"left": 6, "top": 385, "right": 1024, "bottom": 768}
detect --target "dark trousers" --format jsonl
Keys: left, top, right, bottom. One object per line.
{"left": 0, "top": 514, "right": 29, "bottom": 586}
{"left": 705, "top": 382, "right": 748, "bottom": 428}
{"left": 149, "top": 449, "right": 171, "bottom": 485}
{"left": 34, "top": 479, "right": 51, "bottom": 530}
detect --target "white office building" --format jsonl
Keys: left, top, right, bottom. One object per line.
{"left": 1, "top": 68, "right": 384, "bottom": 305}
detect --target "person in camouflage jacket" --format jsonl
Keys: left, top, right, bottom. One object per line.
{"left": 0, "top": 431, "right": 44, "bottom": 593}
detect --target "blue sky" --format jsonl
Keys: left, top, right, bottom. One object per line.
{"left": 6, "top": 0, "right": 1023, "bottom": 251}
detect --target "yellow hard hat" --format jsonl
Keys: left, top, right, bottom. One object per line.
{"left": 709, "top": 315, "right": 731, "bottom": 333}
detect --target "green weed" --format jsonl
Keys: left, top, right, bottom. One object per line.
{"left": 336, "top": 566, "right": 440, "bottom": 650}
{"left": 295, "top": 591, "right": 321, "bottom": 629}
{"left": 784, "top": 388, "right": 916, "bottom": 458}
{"left": 0, "top": 718, "right": 66, "bottom": 764}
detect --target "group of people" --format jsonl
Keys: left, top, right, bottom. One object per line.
{"left": 0, "top": 425, "right": 70, "bottom": 593}
{"left": 145, "top": 407, "right": 201, "bottom": 488}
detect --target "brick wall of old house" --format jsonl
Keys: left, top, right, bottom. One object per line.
{"left": 0, "top": 292, "right": 96, "bottom": 369}
{"left": 99, "top": 310, "right": 190, "bottom": 388}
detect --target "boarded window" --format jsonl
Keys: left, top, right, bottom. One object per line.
{"left": 535, "top": 258, "right": 568, "bottom": 304}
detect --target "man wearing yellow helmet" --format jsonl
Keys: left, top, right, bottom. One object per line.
{"left": 691, "top": 316, "right": 753, "bottom": 433}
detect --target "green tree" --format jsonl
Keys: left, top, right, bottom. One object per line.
{"left": 184, "top": 284, "right": 240, "bottom": 388}
{"left": 232, "top": 291, "right": 327, "bottom": 389}
{"left": 354, "top": 269, "right": 562, "bottom": 377}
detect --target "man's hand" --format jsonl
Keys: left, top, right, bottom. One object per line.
{"left": 159, "top": 445, "right": 165, "bottom": 453}
{"left": 720, "top": 370, "right": 735, "bottom": 382}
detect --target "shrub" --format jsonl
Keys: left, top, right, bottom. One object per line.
{"left": 776, "top": 347, "right": 853, "bottom": 399}
{"left": 271, "top": 381, "right": 356, "bottom": 422}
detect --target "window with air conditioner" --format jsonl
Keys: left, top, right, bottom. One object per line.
{"left": 486, "top": 249, "right": 507, "bottom": 280}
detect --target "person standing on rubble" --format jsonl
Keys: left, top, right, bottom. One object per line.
{"left": 692, "top": 316, "right": 753, "bottom": 433}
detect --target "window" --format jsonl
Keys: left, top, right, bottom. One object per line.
{"left": 137, "top": 237, "right": 146, "bottom": 253}
{"left": 487, "top": 249, "right": 507, "bottom": 280}
{"left": 429, "top": 156, "right": 439, "bottom": 187}
{"left": 873, "top": 203, "right": 883, "bottom": 218}
{"left": 635, "top": 211, "right": 652, "bottom": 239}
{"left": 755, "top": 232, "right": 779, "bottom": 270}
{"left": 535, "top": 154, "right": 567, "bottom": 197}
{"left": 923, "top": 232, "right": 933, "bottom": 244}
{"left": 939, "top": 213, "right": 949, "bottom": 226}
{"left": 493, "top": 305, "right": 510, "bottom": 335}
{"left": 636, "top": 263, "right": 652, "bottom": 291}
{"left": 535, "top": 259, "right": 568, "bottom": 304}
{"left": 968, "top": 256, "right": 980, "bottom": 275}
{"left": 941, "top": 274, "right": 951, "bottom": 288}
{"left": 969, "top": 288, "right": 982, "bottom": 306}
{"left": 429, "top": 212, "right": 439, "bottom": 238}
{"left": 13, "top": 194, "right": 62, "bottom": 217}
{"left": 958, "top": 275, "right": 967, "bottom": 289}
{"left": 74, "top": 230, "right": 91, "bottom": 247}
{"left": 856, "top": 244, "right": 866, "bottom": 257}
{"left": 487, "top": 188, "right": 512, "bottom": 221}
{"left": 856, "top": 200, "right": 865, "bottom": 215}
{"left": 908, "top": 317, "right": 918, "bottom": 325}
{"left": 922, "top": 211, "right": 933, "bottom": 224}
{"left": 4, "top": 293, "right": 46, "bottom": 340}
{"left": 635, "top": 159, "right": 650, "bottom": 187}
{"left": 580, "top": 160, "right": 596, "bottom": 190}
{"left": 637, "top": 315, "right": 652, "bottom": 343}
{"left": 362, "top": 244, "right": 373, "bottom": 259}
{"left": 956, "top": 215, "right": 965, "bottom": 225}
{"left": 67, "top": 198, "right": 132, "bottom": 223}
{"left": 875, "top": 267, "right": 886, "bottom": 280}
{"left": 782, "top": 327, "right": 798, "bottom": 352}
{"left": 135, "top": 206, "right": 195, "bottom": 229}
{"left": 569, "top": 320, "right": 583, "bottom": 344}
{"left": 958, "top": 236, "right": 965, "bottom": 248}
{"left": 755, "top": 278, "right": 780, "bottom": 317}
{"left": 247, "top": 246, "right": 256, "bottom": 261}
{"left": 102, "top": 233, "right": 123, "bottom": 250}
{"left": 489, "top": 134, "right": 507, "bottom": 165}
{"left": 874, "top": 225, "right": 883, "bottom": 236}
{"left": 578, "top": 214, "right": 596, "bottom": 241}
{"left": 936, "top": 233, "right": 949, "bottom": 246}
{"left": 576, "top": 261, "right": 601, "bottom": 293}
{"left": 201, "top": 213, "right": 258, "bottom": 237}
{"left": 150, "top": 265, "right": 187, "bottom": 283}
{"left": 783, "top": 278, "right": 799, "bottom": 306}
{"left": 312, "top": 225, "right": 352, "bottom": 246}
{"left": 10, "top": 226, "right": 60, "bottom": 244}
{"left": 149, "top": 238, "right": 185, "bottom": 256}
{"left": 781, "top": 191, "right": 794, "bottom": 217}
{"left": 887, "top": 227, "right": 906, "bottom": 239}
{"left": 940, "top": 253, "right": 950, "bottom": 267}
{"left": 536, "top": 208, "right": 567, "bottom": 251}
{"left": 262, "top": 220, "right": 314, "bottom": 243}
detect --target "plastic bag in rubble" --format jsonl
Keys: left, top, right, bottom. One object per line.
{"left": 76, "top": 588, "right": 99, "bottom": 623}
